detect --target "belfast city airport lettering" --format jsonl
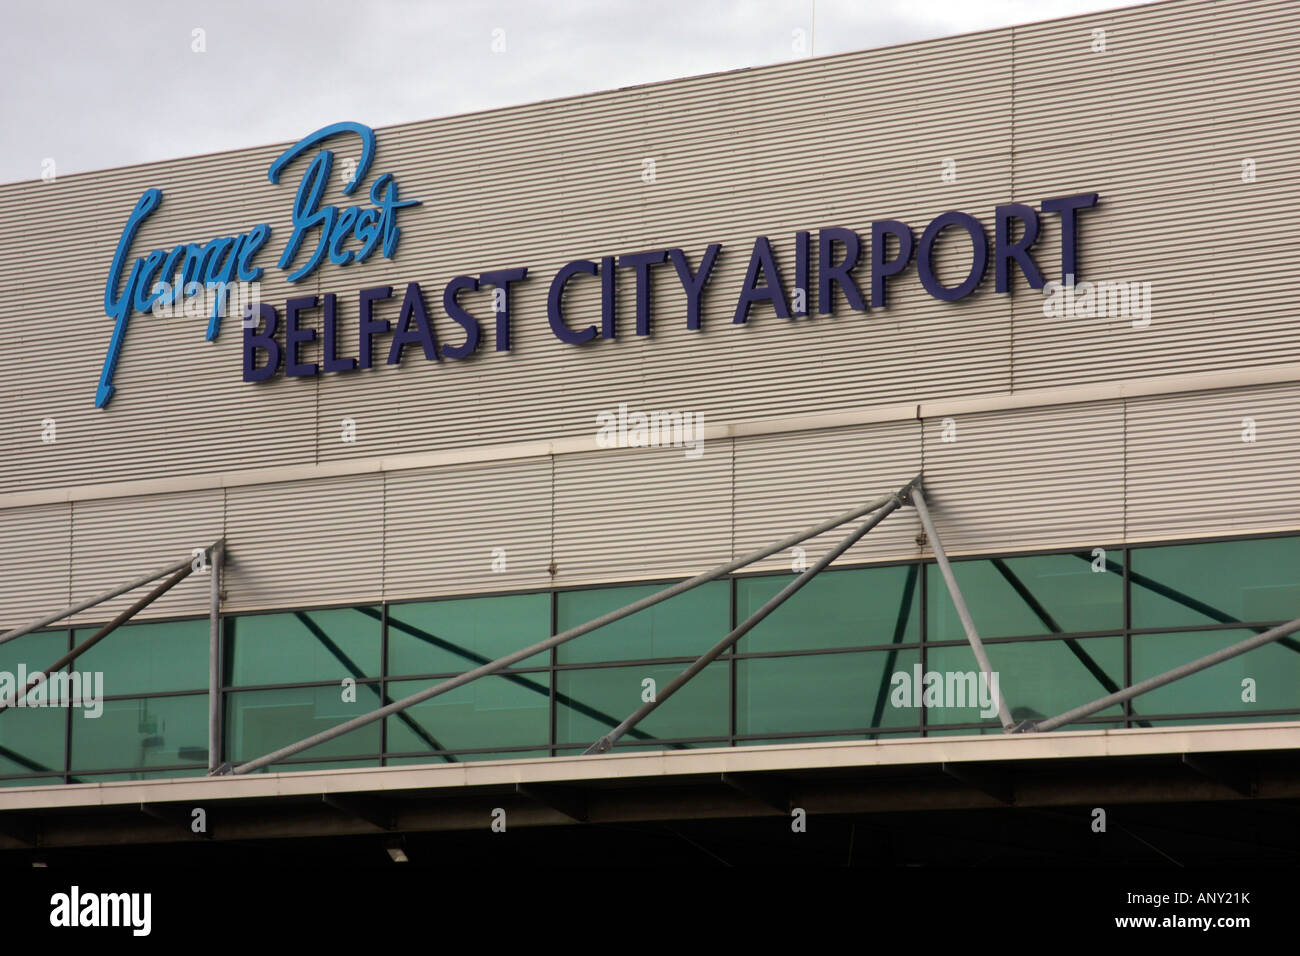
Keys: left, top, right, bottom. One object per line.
{"left": 98, "top": 121, "right": 1098, "bottom": 407}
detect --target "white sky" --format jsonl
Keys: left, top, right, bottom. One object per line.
{"left": 0, "top": 0, "right": 1155, "bottom": 184}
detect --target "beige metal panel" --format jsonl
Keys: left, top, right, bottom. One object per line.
{"left": 0, "top": 141, "right": 320, "bottom": 493}
{"left": 1125, "top": 383, "right": 1300, "bottom": 542}
{"left": 920, "top": 401, "right": 1125, "bottom": 554}
{"left": 223, "top": 475, "right": 384, "bottom": 613}
{"left": 0, "top": 503, "right": 71, "bottom": 632}
{"left": 312, "top": 29, "right": 1017, "bottom": 470}
{"left": 383, "top": 457, "right": 552, "bottom": 601}
{"left": 2, "top": 0, "right": 1297, "bottom": 499}
{"left": 1008, "top": 0, "right": 1300, "bottom": 388}
{"left": 552, "top": 442, "right": 732, "bottom": 585}
{"left": 66, "top": 490, "right": 224, "bottom": 627}
{"left": 732, "top": 422, "right": 923, "bottom": 574}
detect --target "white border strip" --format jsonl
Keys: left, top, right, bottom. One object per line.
{"left": 4, "top": 363, "right": 1297, "bottom": 510}
{"left": 1, "top": 720, "right": 1296, "bottom": 811}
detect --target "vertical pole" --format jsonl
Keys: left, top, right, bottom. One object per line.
{"left": 910, "top": 488, "right": 1015, "bottom": 731}
{"left": 208, "top": 542, "right": 223, "bottom": 773}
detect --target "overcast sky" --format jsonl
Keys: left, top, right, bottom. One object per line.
{"left": 1, "top": 0, "right": 1150, "bottom": 184}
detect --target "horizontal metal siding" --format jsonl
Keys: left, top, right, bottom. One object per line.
{"left": 732, "top": 422, "right": 923, "bottom": 574}
{"left": 920, "top": 402, "right": 1126, "bottom": 555}
{"left": 1010, "top": 0, "right": 1300, "bottom": 389}
{"left": 223, "top": 476, "right": 383, "bottom": 613}
{"left": 552, "top": 444, "right": 733, "bottom": 585}
{"left": 0, "top": 504, "right": 70, "bottom": 632}
{"left": 5, "top": 1, "right": 1295, "bottom": 496}
{"left": 383, "top": 458, "right": 552, "bottom": 601}
{"left": 1124, "top": 383, "right": 1300, "bottom": 542}
{"left": 67, "top": 490, "right": 224, "bottom": 626}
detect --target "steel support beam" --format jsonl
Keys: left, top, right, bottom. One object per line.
{"left": 226, "top": 479, "right": 919, "bottom": 776}
{"left": 140, "top": 803, "right": 210, "bottom": 840}
{"left": 321, "top": 793, "right": 393, "bottom": 831}
{"left": 1022, "top": 613, "right": 1300, "bottom": 732}
{"left": 0, "top": 552, "right": 201, "bottom": 648}
{"left": 721, "top": 772, "right": 791, "bottom": 812}
{"left": 208, "top": 542, "right": 223, "bottom": 773}
{"left": 0, "top": 561, "right": 197, "bottom": 714}
{"left": 1182, "top": 753, "right": 1253, "bottom": 798}
{"left": 515, "top": 783, "right": 588, "bottom": 822}
{"left": 910, "top": 488, "right": 1015, "bottom": 731}
{"left": 585, "top": 488, "right": 909, "bottom": 753}
{"left": 942, "top": 761, "right": 1014, "bottom": 804}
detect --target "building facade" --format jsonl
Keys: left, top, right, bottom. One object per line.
{"left": 0, "top": 0, "right": 1297, "bottom": 858}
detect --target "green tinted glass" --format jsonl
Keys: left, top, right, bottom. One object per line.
{"left": 229, "top": 607, "right": 381, "bottom": 685}
{"left": 225, "top": 684, "right": 381, "bottom": 761}
{"left": 385, "top": 675, "right": 549, "bottom": 754}
{"left": 386, "top": 751, "right": 548, "bottom": 765}
{"left": 736, "top": 565, "right": 920, "bottom": 653}
{"left": 928, "top": 552, "right": 1122, "bottom": 641}
{"left": 926, "top": 637, "right": 1124, "bottom": 727}
{"left": 0, "top": 776, "right": 64, "bottom": 788}
{"left": 387, "top": 593, "right": 550, "bottom": 675}
{"left": 556, "top": 581, "right": 729, "bottom": 664}
{"left": 555, "top": 661, "right": 728, "bottom": 744}
{"left": 1132, "top": 629, "right": 1300, "bottom": 716}
{"left": 71, "top": 694, "right": 207, "bottom": 771}
{"left": 1131, "top": 537, "right": 1300, "bottom": 628}
{"left": 0, "top": 630, "right": 69, "bottom": 776}
{"left": 76, "top": 618, "right": 208, "bottom": 695}
{"left": 0, "top": 629, "right": 66, "bottom": 675}
{"left": 737, "top": 648, "right": 921, "bottom": 736}
{"left": 0, "top": 704, "right": 65, "bottom": 775}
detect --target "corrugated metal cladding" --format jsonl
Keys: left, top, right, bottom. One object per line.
{"left": 0, "top": 0, "right": 1298, "bottom": 628}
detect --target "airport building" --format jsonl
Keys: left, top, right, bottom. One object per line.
{"left": 0, "top": 0, "right": 1297, "bottom": 863}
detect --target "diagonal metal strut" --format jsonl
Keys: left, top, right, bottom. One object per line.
{"left": 911, "top": 487, "right": 1015, "bottom": 731}
{"left": 225, "top": 476, "right": 921, "bottom": 775}
{"left": 584, "top": 481, "right": 911, "bottom": 754}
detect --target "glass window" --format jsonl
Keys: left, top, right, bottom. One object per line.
{"left": 0, "top": 776, "right": 63, "bottom": 788}
{"left": 386, "top": 751, "right": 548, "bottom": 765}
{"left": 736, "top": 565, "right": 920, "bottom": 653}
{"left": 75, "top": 768, "right": 208, "bottom": 782}
{"left": 1131, "top": 629, "right": 1300, "bottom": 716}
{"left": 262, "top": 758, "right": 381, "bottom": 773}
{"left": 229, "top": 606, "right": 381, "bottom": 686}
{"left": 384, "top": 675, "right": 549, "bottom": 754}
{"left": 556, "top": 581, "right": 729, "bottom": 664}
{"left": 0, "top": 629, "right": 69, "bottom": 776}
{"left": 928, "top": 552, "right": 1123, "bottom": 642}
{"left": 387, "top": 593, "right": 550, "bottom": 675}
{"left": 737, "top": 648, "right": 922, "bottom": 736}
{"left": 555, "top": 661, "right": 728, "bottom": 745}
{"left": 0, "top": 704, "right": 65, "bottom": 775}
{"left": 225, "top": 685, "right": 381, "bottom": 762}
{"left": 71, "top": 694, "right": 207, "bottom": 772}
{"left": 1131, "top": 537, "right": 1300, "bottom": 628}
{"left": 0, "top": 629, "right": 67, "bottom": 676}
{"left": 76, "top": 618, "right": 208, "bottom": 696}
{"left": 925, "top": 637, "right": 1124, "bottom": 727}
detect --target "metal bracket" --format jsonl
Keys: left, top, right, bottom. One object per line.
{"left": 942, "top": 761, "right": 1015, "bottom": 804}
{"left": 0, "top": 815, "right": 39, "bottom": 846}
{"left": 721, "top": 772, "right": 791, "bottom": 812}
{"left": 139, "top": 802, "right": 212, "bottom": 839}
{"left": 515, "top": 783, "right": 588, "bottom": 822}
{"left": 1181, "top": 753, "right": 1254, "bottom": 798}
{"left": 321, "top": 793, "right": 393, "bottom": 830}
